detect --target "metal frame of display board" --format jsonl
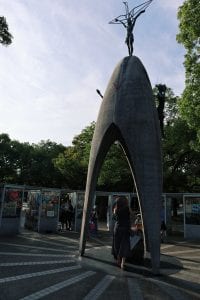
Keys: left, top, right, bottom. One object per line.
{"left": 0, "top": 184, "right": 26, "bottom": 235}
{"left": 183, "top": 193, "right": 200, "bottom": 239}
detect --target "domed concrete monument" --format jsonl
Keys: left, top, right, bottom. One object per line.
{"left": 79, "top": 1, "right": 162, "bottom": 275}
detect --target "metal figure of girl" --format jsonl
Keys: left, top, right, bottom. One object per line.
{"left": 117, "top": 11, "right": 145, "bottom": 56}
{"left": 109, "top": 1, "right": 153, "bottom": 56}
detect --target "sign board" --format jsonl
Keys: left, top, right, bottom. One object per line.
{"left": 47, "top": 210, "right": 55, "bottom": 217}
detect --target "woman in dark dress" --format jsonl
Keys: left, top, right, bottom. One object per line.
{"left": 112, "top": 196, "right": 131, "bottom": 269}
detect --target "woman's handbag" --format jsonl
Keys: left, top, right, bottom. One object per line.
{"left": 130, "top": 234, "right": 141, "bottom": 250}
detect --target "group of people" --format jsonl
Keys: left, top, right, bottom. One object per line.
{"left": 59, "top": 199, "right": 99, "bottom": 234}
{"left": 59, "top": 196, "right": 166, "bottom": 270}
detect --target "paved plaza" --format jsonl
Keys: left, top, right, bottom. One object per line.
{"left": 0, "top": 229, "right": 199, "bottom": 300}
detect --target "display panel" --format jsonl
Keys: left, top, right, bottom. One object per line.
{"left": 185, "top": 197, "right": 200, "bottom": 225}
{"left": 41, "top": 191, "right": 60, "bottom": 218}
{"left": 76, "top": 193, "right": 84, "bottom": 219}
{"left": 2, "top": 189, "right": 22, "bottom": 217}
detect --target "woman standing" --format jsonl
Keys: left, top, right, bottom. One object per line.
{"left": 112, "top": 196, "right": 131, "bottom": 269}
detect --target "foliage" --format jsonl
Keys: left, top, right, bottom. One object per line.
{"left": 54, "top": 82, "right": 200, "bottom": 192}
{"left": 71, "top": 121, "right": 95, "bottom": 166}
{"left": 28, "top": 140, "right": 66, "bottom": 187}
{"left": 152, "top": 82, "right": 200, "bottom": 192}
{"left": 0, "top": 94, "right": 199, "bottom": 192}
{"left": 0, "top": 134, "right": 16, "bottom": 182}
{"left": 153, "top": 85, "right": 179, "bottom": 125}
{"left": 163, "top": 119, "right": 200, "bottom": 192}
{"left": 176, "top": 0, "right": 200, "bottom": 149}
{"left": 0, "top": 134, "right": 66, "bottom": 187}
{"left": 0, "top": 16, "right": 13, "bottom": 46}
{"left": 98, "top": 143, "right": 133, "bottom": 191}
{"left": 53, "top": 122, "right": 133, "bottom": 191}
{"left": 53, "top": 146, "right": 87, "bottom": 189}
{"left": 53, "top": 122, "right": 95, "bottom": 189}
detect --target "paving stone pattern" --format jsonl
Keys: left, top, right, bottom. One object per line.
{"left": 0, "top": 230, "right": 199, "bottom": 300}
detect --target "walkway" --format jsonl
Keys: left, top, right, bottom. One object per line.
{"left": 0, "top": 229, "right": 199, "bottom": 299}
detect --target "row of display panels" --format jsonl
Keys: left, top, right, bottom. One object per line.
{"left": 0, "top": 187, "right": 60, "bottom": 218}
{"left": 0, "top": 185, "right": 200, "bottom": 238}
{"left": 0, "top": 186, "right": 61, "bottom": 234}
{"left": 165, "top": 195, "right": 200, "bottom": 225}
{"left": 0, "top": 186, "right": 85, "bottom": 234}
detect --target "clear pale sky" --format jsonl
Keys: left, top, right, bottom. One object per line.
{"left": 0, "top": 0, "right": 185, "bottom": 146}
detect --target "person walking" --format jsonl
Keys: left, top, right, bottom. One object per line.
{"left": 89, "top": 206, "right": 98, "bottom": 236}
{"left": 112, "top": 196, "right": 131, "bottom": 270}
{"left": 59, "top": 201, "right": 66, "bottom": 231}
{"left": 65, "top": 200, "right": 74, "bottom": 231}
{"left": 160, "top": 220, "right": 167, "bottom": 243}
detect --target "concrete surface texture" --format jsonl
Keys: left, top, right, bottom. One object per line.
{"left": 0, "top": 230, "right": 200, "bottom": 300}
{"left": 80, "top": 56, "right": 162, "bottom": 274}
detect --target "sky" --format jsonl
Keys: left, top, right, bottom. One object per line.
{"left": 0, "top": 0, "right": 185, "bottom": 146}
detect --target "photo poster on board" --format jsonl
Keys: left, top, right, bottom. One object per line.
{"left": 42, "top": 192, "right": 59, "bottom": 218}
{"left": 3, "top": 189, "right": 22, "bottom": 217}
{"left": 185, "top": 197, "right": 200, "bottom": 225}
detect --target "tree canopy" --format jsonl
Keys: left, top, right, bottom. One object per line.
{"left": 0, "top": 16, "right": 13, "bottom": 46}
{"left": 177, "top": 0, "right": 200, "bottom": 150}
{"left": 153, "top": 84, "right": 200, "bottom": 192}
{"left": 54, "top": 83, "right": 200, "bottom": 192}
{"left": 0, "top": 134, "right": 66, "bottom": 187}
{"left": 53, "top": 122, "right": 133, "bottom": 191}
{"left": 1, "top": 80, "right": 199, "bottom": 192}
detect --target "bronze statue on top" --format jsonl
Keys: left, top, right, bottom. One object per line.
{"left": 115, "top": 10, "right": 145, "bottom": 56}
{"left": 109, "top": 1, "right": 153, "bottom": 56}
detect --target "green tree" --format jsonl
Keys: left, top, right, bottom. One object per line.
{"left": 0, "top": 133, "right": 15, "bottom": 182}
{"left": 29, "top": 140, "right": 66, "bottom": 187}
{"left": 153, "top": 85, "right": 179, "bottom": 126}
{"left": 177, "top": 0, "right": 200, "bottom": 149}
{"left": 53, "top": 146, "right": 87, "bottom": 189}
{"left": 72, "top": 121, "right": 96, "bottom": 166}
{"left": 53, "top": 123, "right": 95, "bottom": 189}
{"left": 54, "top": 122, "right": 133, "bottom": 191}
{"left": 152, "top": 83, "right": 200, "bottom": 192}
{"left": 0, "top": 134, "right": 30, "bottom": 183}
{"left": 163, "top": 118, "right": 200, "bottom": 192}
{"left": 98, "top": 143, "right": 133, "bottom": 192}
{"left": 0, "top": 134, "right": 66, "bottom": 187}
{"left": 55, "top": 84, "right": 198, "bottom": 192}
{"left": 0, "top": 16, "right": 13, "bottom": 46}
